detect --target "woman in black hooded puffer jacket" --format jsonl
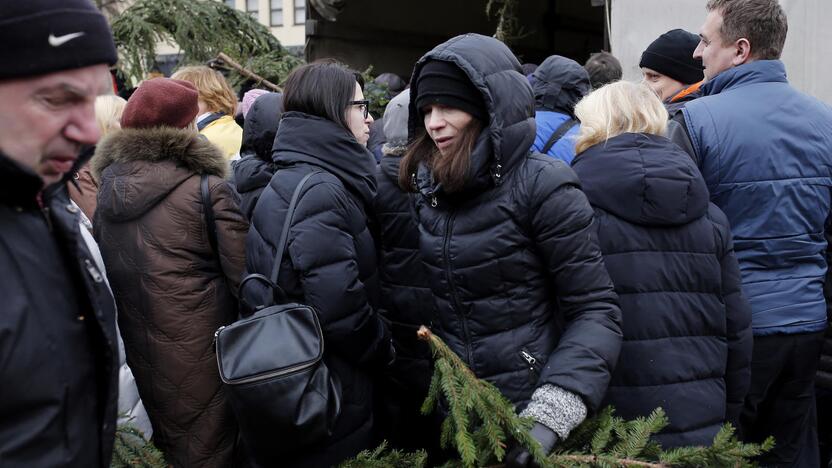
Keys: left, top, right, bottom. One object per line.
{"left": 243, "top": 62, "right": 393, "bottom": 467}
{"left": 400, "top": 34, "right": 623, "bottom": 465}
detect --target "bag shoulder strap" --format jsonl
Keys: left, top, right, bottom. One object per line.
{"left": 268, "top": 171, "right": 318, "bottom": 284}
{"left": 541, "top": 118, "right": 579, "bottom": 154}
{"left": 201, "top": 174, "right": 219, "bottom": 255}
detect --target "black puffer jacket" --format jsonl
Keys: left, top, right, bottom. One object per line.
{"left": 408, "top": 34, "right": 622, "bottom": 411}
{"left": 373, "top": 151, "right": 437, "bottom": 450}
{"left": 232, "top": 92, "right": 283, "bottom": 220}
{"left": 0, "top": 154, "right": 118, "bottom": 467}
{"left": 573, "top": 133, "right": 752, "bottom": 448}
{"left": 244, "top": 112, "right": 392, "bottom": 467}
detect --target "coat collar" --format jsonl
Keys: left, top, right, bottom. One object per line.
{"left": 273, "top": 112, "right": 378, "bottom": 207}
{"left": 91, "top": 126, "right": 227, "bottom": 181}
{"left": 702, "top": 60, "right": 787, "bottom": 96}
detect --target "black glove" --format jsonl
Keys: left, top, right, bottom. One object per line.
{"left": 504, "top": 423, "right": 559, "bottom": 468}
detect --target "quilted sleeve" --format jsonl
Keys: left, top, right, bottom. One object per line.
{"left": 527, "top": 160, "right": 623, "bottom": 411}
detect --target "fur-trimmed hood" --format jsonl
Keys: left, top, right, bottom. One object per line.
{"left": 93, "top": 126, "right": 227, "bottom": 222}
{"left": 92, "top": 126, "right": 226, "bottom": 180}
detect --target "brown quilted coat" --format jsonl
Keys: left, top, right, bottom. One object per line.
{"left": 92, "top": 127, "right": 248, "bottom": 467}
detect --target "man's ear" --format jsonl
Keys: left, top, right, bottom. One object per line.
{"left": 733, "top": 37, "right": 753, "bottom": 66}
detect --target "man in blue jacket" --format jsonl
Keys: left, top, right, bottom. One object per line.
{"left": 0, "top": 1, "right": 120, "bottom": 465}
{"left": 678, "top": 0, "right": 832, "bottom": 465}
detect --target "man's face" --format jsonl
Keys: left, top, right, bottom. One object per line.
{"left": 641, "top": 68, "right": 686, "bottom": 101}
{"left": 694, "top": 10, "right": 741, "bottom": 81}
{"left": 0, "top": 64, "right": 109, "bottom": 185}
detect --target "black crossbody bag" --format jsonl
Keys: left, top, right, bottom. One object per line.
{"left": 208, "top": 172, "right": 341, "bottom": 463}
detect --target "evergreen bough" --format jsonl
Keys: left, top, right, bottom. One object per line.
{"left": 344, "top": 326, "right": 773, "bottom": 467}
{"left": 111, "top": 423, "right": 166, "bottom": 468}
{"left": 110, "top": 0, "right": 301, "bottom": 87}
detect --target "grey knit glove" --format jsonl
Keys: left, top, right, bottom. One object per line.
{"left": 519, "top": 384, "right": 587, "bottom": 440}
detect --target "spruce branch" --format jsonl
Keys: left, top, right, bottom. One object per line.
{"left": 110, "top": 0, "right": 298, "bottom": 87}
{"left": 111, "top": 423, "right": 166, "bottom": 468}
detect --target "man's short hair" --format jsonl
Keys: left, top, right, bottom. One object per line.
{"left": 584, "top": 51, "right": 622, "bottom": 90}
{"left": 706, "top": 0, "right": 788, "bottom": 60}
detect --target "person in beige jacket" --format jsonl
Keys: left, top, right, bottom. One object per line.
{"left": 172, "top": 65, "right": 243, "bottom": 160}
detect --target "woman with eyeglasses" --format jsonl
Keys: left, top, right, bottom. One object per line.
{"left": 242, "top": 61, "right": 393, "bottom": 467}
{"left": 400, "top": 34, "right": 623, "bottom": 467}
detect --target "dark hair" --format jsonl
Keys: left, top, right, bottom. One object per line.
{"left": 398, "top": 119, "right": 484, "bottom": 194}
{"left": 282, "top": 60, "right": 360, "bottom": 131}
{"left": 584, "top": 51, "right": 622, "bottom": 89}
{"left": 706, "top": 0, "right": 787, "bottom": 60}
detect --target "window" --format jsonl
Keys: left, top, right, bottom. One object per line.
{"left": 270, "top": 0, "right": 283, "bottom": 26}
{"left": 224, "top": 0, "right": 235, "bottom": 8}
{"left": 294, "top": 0, "right": 306, "bottom": 25}
{"left": 246, "top": 0, "right": 259, "bottom": 19}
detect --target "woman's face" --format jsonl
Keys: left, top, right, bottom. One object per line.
{"left": 347, "top": 82, "right": 373, "bottom": 146}
{"left": 423, "top": 104, "right": 474, "bottom": 156}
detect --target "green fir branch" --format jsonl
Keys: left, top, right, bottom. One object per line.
{"left": 111, "top": 423, "right": 166, "bottom": 468}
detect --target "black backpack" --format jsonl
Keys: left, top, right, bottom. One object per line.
{"left": 206, "top": 172, "right": 342, "bottom": 463}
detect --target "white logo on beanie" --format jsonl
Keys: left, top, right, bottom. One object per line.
{"left": 48, "top": 32, "right": 85, "bottom": 47}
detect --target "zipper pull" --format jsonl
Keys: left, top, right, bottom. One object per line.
{"left": 431, "top": 196, "right": 438, "bottom": 208}
{"left": 84, "top": 259, "right": 103, "bottom": 283}
{"left": 521, "top": 350, "right": 537, "bottom": 366}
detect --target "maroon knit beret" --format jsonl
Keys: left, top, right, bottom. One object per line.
{"left": 121, "top": 78, "right": 199, "bottom": 129}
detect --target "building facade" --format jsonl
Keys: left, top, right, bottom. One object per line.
{"left": 225, "top": 0, "right": 306, "bottom": 49}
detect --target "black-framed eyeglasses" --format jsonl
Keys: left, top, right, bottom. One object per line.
{"left": 349, "top": 100, "right": 370, "bottom": 119}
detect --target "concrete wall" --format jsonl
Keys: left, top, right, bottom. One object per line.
{"left": 610, "top": 0, "right": 832, "bottom": 103}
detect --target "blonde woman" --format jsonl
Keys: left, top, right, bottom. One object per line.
{"left": 68, "top": 94, "right": 126, "bottom": 220}
{"left": 571, "top": 81, "right": 752, "bottom": 448}
{"left": 171, "top": 65, "right": 243, "bottom": 159}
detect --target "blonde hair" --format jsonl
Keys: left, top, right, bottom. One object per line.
{"left": 171, "top": 65, "right": 237, "bottom": 116}
{"left": 95, "top": 95, "right": 127, "bottom": 138}
{"left": 573, "top": 81, "right": 668, "bottom": 154}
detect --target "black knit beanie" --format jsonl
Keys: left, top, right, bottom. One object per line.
{"left": 0, "top": 0, "right": 117, "bottom": 80}
{"left": 639, "top": 29, "right": 704, "bottom": 85}
{"left": 415, "top": 60, "right": 487, "bottom": 122}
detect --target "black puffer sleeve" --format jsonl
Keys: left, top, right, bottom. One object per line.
{"left": 526, "top": 157, "right": 623, "bottom": 411}
{"left": 711, "top": 206, "right": 752, "bottom": 425}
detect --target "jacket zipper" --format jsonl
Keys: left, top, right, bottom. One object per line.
{"left": 520, "top": 348, "right": 541, "bottom": 383}
{"left": 443, "top": 211, "right": 473, "bottom": 365}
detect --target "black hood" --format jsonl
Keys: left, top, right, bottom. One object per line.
{"left": 408, "top": 33, "right": 536, "bottom": 202}
{"left": 532, "top": 55, "right": 591, "bottom": 117}
{"left": 233, "top": 156, "right": 274, "bottom": 194}
{"left": 572, "top": 133, "right": 708, "bottom": 226}
{"left": 241, "top": 92, "right": 283, "bottom": 162}
{"left": 274, "top": 111, "right": 378, "bottom": 206}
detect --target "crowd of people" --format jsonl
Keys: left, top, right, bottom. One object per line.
{"left": 2, "top": 0, "right": 832, "bottom": 467}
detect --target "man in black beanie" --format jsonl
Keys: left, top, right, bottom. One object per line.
{"left": 0, "top": 1, "right": 120, "bottom": 466}
{"left": 640, "top": 29, "right": 705, "bottom": 111}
